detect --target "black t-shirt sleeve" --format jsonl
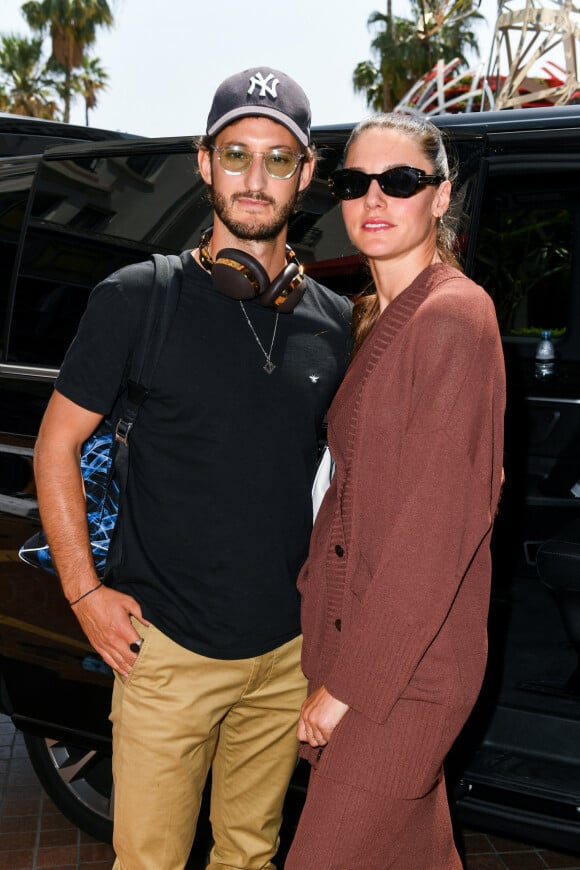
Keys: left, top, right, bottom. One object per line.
{"left": 56, "top": 261, "right": 153, "bottom": 415}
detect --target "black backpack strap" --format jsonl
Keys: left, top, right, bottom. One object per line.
{"left": 133, "top": 253, "right": 182, "bottom": 387}
{"left": 105, "top": 254, "right": 182, "bottom": 575}
{"left": 115, "top": 253, "right": 182, "bottom": 447}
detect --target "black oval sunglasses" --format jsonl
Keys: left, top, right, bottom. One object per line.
{"left": 328, "top": 166, "right": 443, "bottom": 200}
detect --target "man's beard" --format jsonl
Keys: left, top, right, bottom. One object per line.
{"left": 208, "top": 187, "right": 299, "bottom": 242}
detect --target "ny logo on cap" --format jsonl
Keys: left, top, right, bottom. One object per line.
{"left": 247, "top": 72, "right": 280, "bottom": 99}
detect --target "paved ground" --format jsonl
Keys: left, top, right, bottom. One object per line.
{"left": 0, "top": 715, "right": 113, "bottom": 869}
{"left": 2, "top": 713, "right": 580, "bottom": 869}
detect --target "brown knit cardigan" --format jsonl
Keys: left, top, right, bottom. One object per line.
{"left": 298, "top": 263, "right": 506, "bottom": 799}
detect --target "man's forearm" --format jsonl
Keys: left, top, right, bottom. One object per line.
{"left": 34, "top": 436, "right": 99, "bottom": 603}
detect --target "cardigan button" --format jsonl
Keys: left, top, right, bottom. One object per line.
{"left": 335, "top": 544, "right": 344, "bottom": 557}
{"left": 334, "top": 618, "right": 342, "bottom": 631}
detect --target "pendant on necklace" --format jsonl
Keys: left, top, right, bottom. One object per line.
{"left": 239, "top": 301, "right": 279, "bottom": 375}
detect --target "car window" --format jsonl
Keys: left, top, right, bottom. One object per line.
{"left": 8, "top": 143, "right": 358, "bottom": 367}
{"left": 0, "top": 157, "right": 38, "bottom": 361}
{"left": 471, "top": 165, "right": 577, "bottom": 342}
{"left": 8, "top": 148, "right": 206, "bottom": 366}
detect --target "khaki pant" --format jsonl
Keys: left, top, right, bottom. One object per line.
{"left": 110, "top": 623, "right": 306, "bottom": 870}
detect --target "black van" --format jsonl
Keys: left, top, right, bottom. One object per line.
{"left": 2, "top": 106, "right": 580, "bottom": 854}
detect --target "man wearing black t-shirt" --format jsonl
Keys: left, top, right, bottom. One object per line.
{"left": 33, "top": 68, "right": 351, "bottom": 870}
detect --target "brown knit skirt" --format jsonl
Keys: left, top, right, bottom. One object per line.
{"left": 284, "top": 767, "right": 463, "bottom": 870}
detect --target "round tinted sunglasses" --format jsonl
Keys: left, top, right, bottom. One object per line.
{"left": 210, "top": 145, "right": 304, "bottom": 179}
{"left": 328, "top": 166, "right": 444, "bottom": 200}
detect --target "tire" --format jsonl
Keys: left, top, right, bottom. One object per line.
{"left": 23, "top": 732, "right": 113, "bottom": 842}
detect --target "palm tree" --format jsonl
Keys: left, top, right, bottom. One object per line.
{"left": 21, "top": 0, "right": 113, "bottom": 122}
{"left": 417, "top": 0, "right": 482, "bottom": 65}
{"left": 0, "top": 34, "right": 58, "bottom": 119}
{"left": 0, "top": 83, "right": 9, "bottom": 113}
{"left": 73, "top": 54, "right": 108, "bottom": 125}
{"left": 354, "top": 12, "right": 426, "bottom": 112}
{"left": 354, "top": 0, "right": 483, "bottom": 111}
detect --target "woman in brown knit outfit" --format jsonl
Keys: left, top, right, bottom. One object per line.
{"left": 285, "top": 114, "right": 506, "bottom": 869}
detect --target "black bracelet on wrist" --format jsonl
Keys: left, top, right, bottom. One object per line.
{"left": 69, "top": 582, "right": 104, "bottom": 607}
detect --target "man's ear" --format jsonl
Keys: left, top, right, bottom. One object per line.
{"left": 298, "top": 155, "right": 315, "bottom": 193}
{"left": 197, "top": 147, "right": 212, "bottom": 185}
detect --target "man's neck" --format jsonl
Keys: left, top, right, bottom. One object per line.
{"left": 207, "top": 221, "right": 289, "bottom": 281}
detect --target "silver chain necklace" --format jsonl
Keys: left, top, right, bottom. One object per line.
{"left": 239, "top": 301, "right": 279, "bottom": 374}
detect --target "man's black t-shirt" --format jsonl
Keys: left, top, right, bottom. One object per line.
{"left": 56, "top": 251, "right": 351, "bottom": 659}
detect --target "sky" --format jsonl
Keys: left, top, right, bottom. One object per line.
{"left": 1, "top": 0, "right": 499, "bottom": 138}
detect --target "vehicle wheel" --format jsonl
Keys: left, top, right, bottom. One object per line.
{"left": 23, "top": 732, "right": 113, "bottom": 842}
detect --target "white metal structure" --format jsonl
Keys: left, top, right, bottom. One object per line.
{"left": 396, "top": 0, "right": 580, "bottom": 113}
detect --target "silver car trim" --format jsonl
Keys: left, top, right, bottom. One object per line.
{"left": 0, "top": 363, "right": 58, "bottom": 382}
{"left": 527, "top": 396, "right": 580, "bottom": 405}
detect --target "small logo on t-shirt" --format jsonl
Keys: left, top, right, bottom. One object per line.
{"left": 309, "top": 374, "right": 320, "bottom": 383}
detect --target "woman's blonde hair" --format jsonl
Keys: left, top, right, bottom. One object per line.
{"left": 347, "top": 112, "right": 459, "bottom": 354}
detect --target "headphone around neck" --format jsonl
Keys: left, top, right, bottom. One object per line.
{"left": 198, "top": 228, "right": 307, "bottom": 312}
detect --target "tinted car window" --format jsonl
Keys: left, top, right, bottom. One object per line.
{"left": 9, "top": 147, "right": 206, "bottom": 366}
{"left": 472, "top": 165, "right": 577, "bottom": 339}
{"left": 8, "top": 141, "right": 361, "bottom": 367}
{"left": 0, "top": 157, "right": 37, "bottom": 360}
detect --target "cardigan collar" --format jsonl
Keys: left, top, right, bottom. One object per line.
{"left": 335, "top": 263, "right": 458, "bottom": 457}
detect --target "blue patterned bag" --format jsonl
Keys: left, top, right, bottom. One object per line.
{"left": 20, "top": 424, "right": 119, "bottom": 577}
{"left": 18, "top": 253, "right": 182, "bottom": 578}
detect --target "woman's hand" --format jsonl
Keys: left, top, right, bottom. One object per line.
{"left": 297, "top": 685, "right": 349, "bottom": 747}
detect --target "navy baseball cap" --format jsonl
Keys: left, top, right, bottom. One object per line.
{"left": 206, "top": 67, "right": 311, "bottom": 147}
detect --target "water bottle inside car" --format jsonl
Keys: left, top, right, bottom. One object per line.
{"left": 534, "top": 330, "right": 556, "bottom": 380}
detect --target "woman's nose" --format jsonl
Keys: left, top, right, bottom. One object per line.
{"left": 364, "top": 177, "right": 386, "bottom": 205}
